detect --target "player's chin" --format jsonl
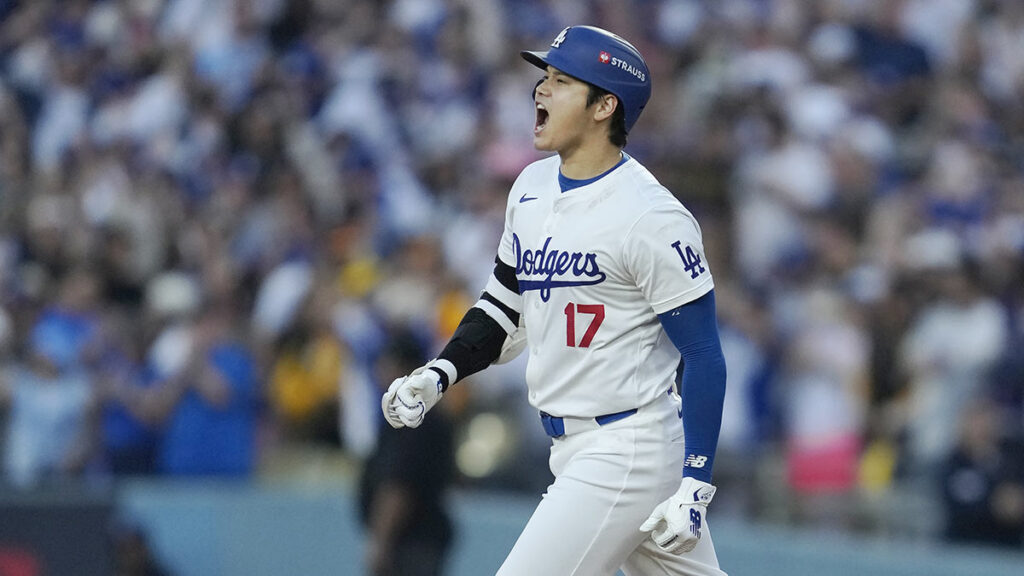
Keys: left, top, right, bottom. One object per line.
{"left": 532, "top": 118, "right": 555, "bottom": 150}
{"left": 532, "top": 132, "right": 556, "bottom": 151}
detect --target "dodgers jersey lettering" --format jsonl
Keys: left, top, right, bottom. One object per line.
{"left": 498, "top": 155, "right": 714, "bottom": 417}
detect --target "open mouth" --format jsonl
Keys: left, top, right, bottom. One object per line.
{"left": 534, "top": 103, "right": 548, "bottom": 134}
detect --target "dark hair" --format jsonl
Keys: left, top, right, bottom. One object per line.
{"left": 586, "top": 84, "right": 628, "bottom": 148}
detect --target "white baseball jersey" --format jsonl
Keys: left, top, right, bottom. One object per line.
{"left": 494, "top": 154, "right": 714, "bottom": 417}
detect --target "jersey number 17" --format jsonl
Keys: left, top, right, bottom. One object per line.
{"left": 564, "top": 303, "right": 605, "bottom": 347}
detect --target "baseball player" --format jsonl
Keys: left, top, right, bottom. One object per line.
{"left": 382, "top": 25, "right": 728, "bottom": 576}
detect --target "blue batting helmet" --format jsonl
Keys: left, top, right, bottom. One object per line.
{"left": 521, "top": 25, "right": 651, "bottom": 133}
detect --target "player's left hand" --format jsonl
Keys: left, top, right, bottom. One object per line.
{"left": 639, "top": 477, "right": 717, "bottom": 554}
{"left": 381, "top": 361, "right": 443, "bottom": 429}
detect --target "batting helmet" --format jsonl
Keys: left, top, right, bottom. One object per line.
{"left": 521, "top": 25, "right": 651, "bottom": 133}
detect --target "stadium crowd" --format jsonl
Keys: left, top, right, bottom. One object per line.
{"left": 0, "top": 0, "right": 1023, "bottom": 549}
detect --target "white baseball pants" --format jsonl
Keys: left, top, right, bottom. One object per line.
{"left": 497, "top": 390, "right": 727, "bottom": 576}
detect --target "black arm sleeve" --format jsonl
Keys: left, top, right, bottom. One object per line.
{"left": 493, "top": 255, "right": 519, "bottom": 293}
{"left": 478, "top": 257, "right": 521, "bottom": 329}
{"left": 432, "top": 307, "right": 508, "bottom": 391}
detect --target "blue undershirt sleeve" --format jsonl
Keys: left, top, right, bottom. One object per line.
{"left": 657, "top": 289, "right": 727, "bottom": 484}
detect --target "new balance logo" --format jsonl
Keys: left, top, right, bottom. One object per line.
{"left": 519, "top": 194, "right": 538, "bottom": 203}
{"left": 684, "top": 455, "right": 708, "bottom": 468}
{"left": 689, "top": 509, "right": 702, "bottom": 537}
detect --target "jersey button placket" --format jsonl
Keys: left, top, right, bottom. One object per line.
{"left": 545, "top": 201, "right": 561, "bottom": 234}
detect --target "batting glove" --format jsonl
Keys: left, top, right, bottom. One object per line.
{"left": 639, "top": 477, "right": 717, "bottom": 554}
{"left": 380, "top": 360, "right": 443, "bottom": 429}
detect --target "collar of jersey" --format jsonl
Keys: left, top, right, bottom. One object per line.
{"left": 558, "top": 152, "right": 630, "bottom": 193}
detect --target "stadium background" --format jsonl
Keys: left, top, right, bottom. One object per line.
{"left": 0, "top": 0, "right": 1023, "bottom": 574}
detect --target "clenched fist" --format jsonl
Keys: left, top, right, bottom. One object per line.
{"left": 381, "top": 360, "right": 444, "bottom": 429}
{"left": 639, "top": 477, "right": 717, "bottom": 554}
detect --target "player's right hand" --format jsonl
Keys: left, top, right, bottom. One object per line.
{"left": 380, "top": 362, "right": 443, "bottom": 429}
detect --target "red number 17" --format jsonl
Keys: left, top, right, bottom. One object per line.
{"left": 563, "top": 303, "right": 605, "bottom": 347}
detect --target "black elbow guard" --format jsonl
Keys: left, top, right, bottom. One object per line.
{"left": 437, "top": 307, "right": 508, "bottom": 389}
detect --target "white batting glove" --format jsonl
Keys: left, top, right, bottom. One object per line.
{"left": 380, "top": 361, "right": 443, "bottom": 429}
{"left": 639, "top": 477, "right": 717, "bottom": 554}
{"left": 380, "top": 377, "right": 407, "bottom": 429}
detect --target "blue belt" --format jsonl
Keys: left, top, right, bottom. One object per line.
{"left": 539, "top": 407, "right": 639, "bottom": 438}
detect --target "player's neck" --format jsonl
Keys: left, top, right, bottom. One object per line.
{"left": 558, "top": 139, "right": 624, "bottom": 180}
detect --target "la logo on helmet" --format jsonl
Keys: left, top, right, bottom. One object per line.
{"left": 551, "top": 27, "right": 569, "bottom": 48}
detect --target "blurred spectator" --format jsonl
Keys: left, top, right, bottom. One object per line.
{"left": 32, "top": 266, "right": 104, "bottom": 368}
{"left": 267, "top": 277, "right": 346, "bottom": 444}
{"left": 0, "top": 315, "right": 99, "bottom": 488}
{"left": 156, "top": 304, "right": 260, "bottom": 477}
{"left": 713, "top": 286, "right": 776, "bottom": 515}
{"left": 940, "top": 399, "right": 1024, "bottom": 547}
{"left": 781, "top": 283, "right": 871, "bottom": 525}
{"left": 358, "top": 329, "right": 455, "bottom": 576}
{"left": 95, "top": 312, "right": 163, "bottom": 476}
{"left": 371, "top": 235, "right": 446, "bottom": 333}
{"left": 895, "top": 251, "right": 1007, "bottom": 477}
